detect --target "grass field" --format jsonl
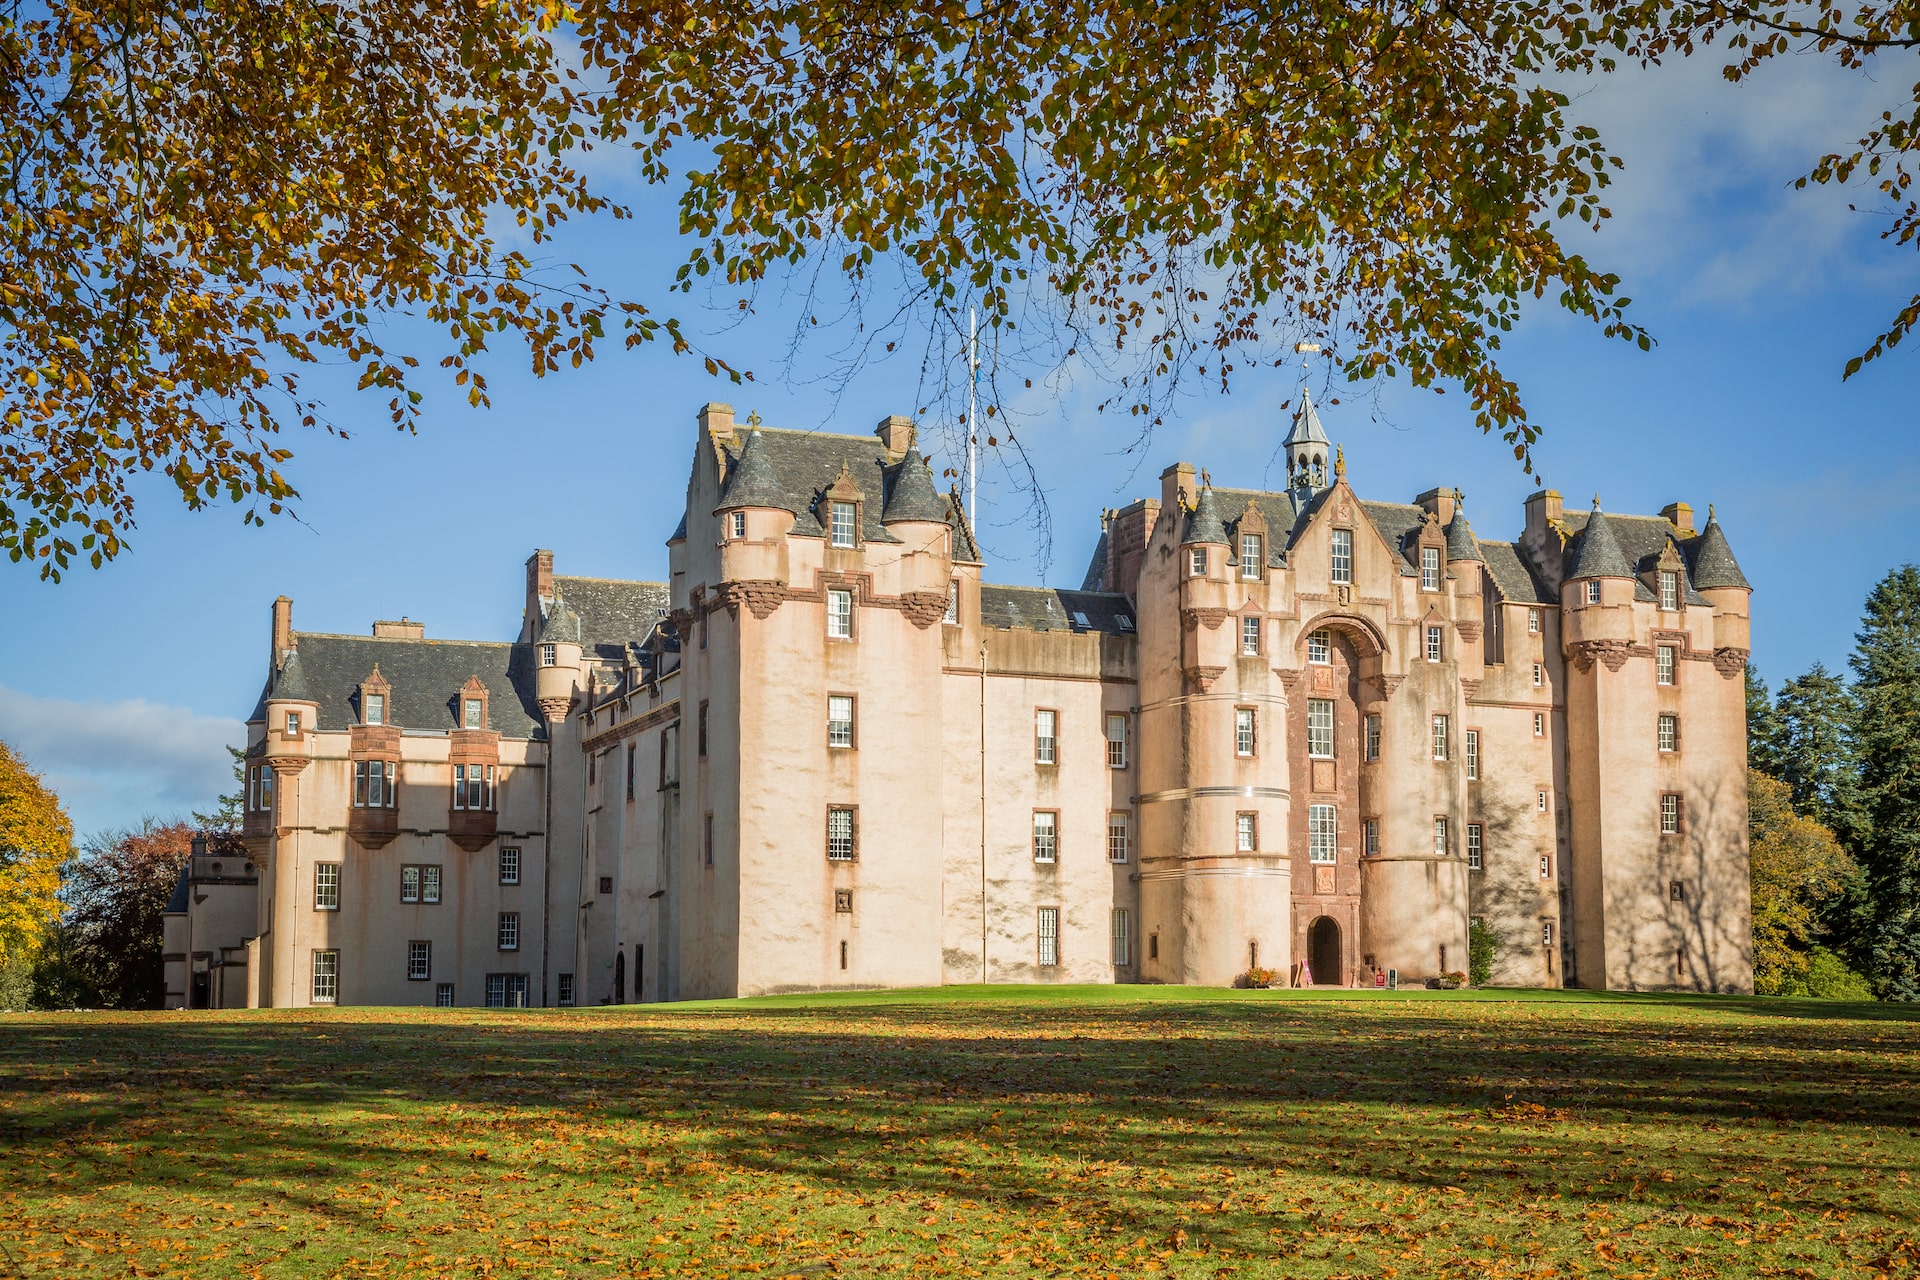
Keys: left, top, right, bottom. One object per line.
{"left": 2, "top": 986, "right": 1918, "bottom": 1279}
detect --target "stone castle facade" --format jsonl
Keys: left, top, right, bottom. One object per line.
{"left": 164, "top": 399, "right": 1756, "bottom": 1007}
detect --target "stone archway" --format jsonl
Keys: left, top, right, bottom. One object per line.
{"left": 1308, "top": 916, "right": 1343, "bottom": 987}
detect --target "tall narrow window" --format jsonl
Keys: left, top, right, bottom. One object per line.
{"left": 1586, "top": 580, "right": 1603, "bottom": 604}
{"left": 1307, "top": 699, "right": 1335, "bottom": 758}
{"left": 1190, "top": 547, "right": 1208, "bottom": 577}
{"left": 1330, "top": 528, "right": 1353, "bottom": 585}
{"left": 1107, "top": 812, "right": 1130, "bottom": 863}
{"left": 1240, "top": 533, "right": 1262, "bottom": 579}
{"left": 828, "top": 695, "right": 855, "bottom": 748}
{"left": 1421, "top": 546, "right": 1441, "bottom": 591}
{"left": 1533, "top": 712, "right": 1546, "bottom": 738}
{"left": 1308, "top": 630, "right": 1331, "bottom": 664}
{"left": 1658, "top": 713, "right": 1678, "bottom": 752}
{"left": 1241, "top": 615, "right": 1261, "bottom": 655}
{"left": 364, "top": 693, "right": 385, "bottom": 725}
{"left": 1660, "top": 793, "right": 1682, "bottom": 834}
{"left": 1540, "top": 854, "right": 1553, "bottom": 879}
{"left": 1237, "top": 812, "right": 1258, "bottom": 852}
{"left": 827, "top": 807, "right": 856, "bottom": 860}
{"left": 945, "top": 581, "right": 959, "bottom": 625}
{"left": 698, "top": 701, "right": 709, "bottom": 757}
{"left": 1657, "top": 645, "right": 1676, "bottom": 685}
{"left": 1537, "top": 789, "right": 1550, "bottom": 813}
{"left": 826, "top": 588, "right": 853, "bottom": 638}
{"left": 1659, "top": 570, "right": 1679, "bottom": 611}
{"left": 1433, "top": 816, "right": 1450, "bottom": 856}
{"left": 422, "top": 865, "right": 440, "bottom": 903}
{"left": 1528, "top": 608, "right": 1542, "bottom": 634}
{"left": 463, "top": 698, "right": 484, "bottom": 729}
{"left": 1032, "top": 811, "right": 1058, "bottom": 863}
{"left": 314, "top": 862, "right": 340, "bottom": 911}
{"left": 1308, "top": 804, "right": 1337, "bottom": 863}
{"left": 436, "top": 983, "right": 456, "bottom": 1007}
{"left": 626, "top": 743, "right": 635, "bottom": 801}
{"left": 1037, "top": 908, "right": 1060, "bottom": 966}
{"left": 1431, "top": 714, "right": 1449, "bottom": 761}
{"left": 1235, "top": 707, "right": 1257, "bottom": 757}
{"left": 497, "top": 912, "right": 520, "bottom": 951}
{"left": 401, "top": 865, "right": 420, "bottom": 903}
{"left": 499, "top": 846, "right": 521, "bottom": 886}
{"left": 1105, "top": 713, "right": 1128, "bottom": 769}
{"left": 730, "top": 510, "right": 747, "bottom": 539}
{"left": 1035, "top": 709, "right": 1058, "bottom": 764}
{"left": 1364, "top": 714, "right": 1381, "bottom": 761}
{"left": 830, "top": 500, "right": 857, "bottom": 547}
{"left": 557, "top": 974, "right": 575, "bottom": 1006}
{"left": 1467, "top": 823, "right": 1483, "bottom": 870}
{"left": 1532, "top": 663, "right": 1545, "bottom": 687}
{"left": 311, "top": 950, "right": 338, "bottom": 1004}
{"left": 1111, "top": 908, "right": 1132, "bottom": 966}
{"left": 704, "top": 813, "right": 715, "bottom": 866}
{"left": 1465, "top": 729, "right": 1479, "bottom": 780}
{"left": 1363, "top": 819, "right": 1379, "bottom": 855}
{"left": 286, "top": 711, "right": 301, "bottom": 736}
{"left": 1543, "top": 922, "right": 1555, "bottom": 948}
{"left": 1425, "top": 626, "right": 1443, "bottom": 662}
{"left": 408, "top": 941, "right": 431, "bottom": 981}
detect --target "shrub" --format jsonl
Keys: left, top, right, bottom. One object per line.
{"left": 1769, "top": 947, "right": 1876, "bottom": 1001}
{"left": 1234, "top": 966, "right": 1280, "bottom": 989}
{"left": 1469, "top": 919, "right": 1500, "bottom": 986}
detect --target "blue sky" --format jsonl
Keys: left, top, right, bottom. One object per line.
{"left": 2, "top": 49, "right": 1916, "bottom": 836}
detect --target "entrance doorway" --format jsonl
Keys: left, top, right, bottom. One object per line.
{"left": 1307, "top": 917, "right": 1342, "bottom": 986}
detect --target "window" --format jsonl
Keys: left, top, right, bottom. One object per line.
{"left": 731, "top": 510, "right": 747, "bottom": 539}
{"left": 1528, "top": 608, "right": 1542, "bottom": 634}
{"left": 1586, "top": 580, "right": 1603, "bottom": 604}
{"left": 1434, "top": 816, "right": 1450, "bottom": 856}
{"left": 1308, "top": 630, "right": 1331, "bottom": 664}
{"left": 659, "top": 725, "right": 678, "bottom": 787}
{"left": 945, "top": 581, "right": 959, "bottom": 625}
{"left": 626, "top": 743, "right": 636, "bottom": 801}
{"left": 452, "top": 764, "right": 495, "bottom": 811}
{"left": 558, "top": 973, "right": 576, "bottom": 1006}
{"left": 1364, "top": 714, "right": 1380, "bottom": 761}
{"left": 1660, "top": 793, "right": 1682, "bottom": 834}
{"left": 1465, "top": 729, "right": 1479, "bottom": 780}
{"left": 1657, "top": 645, "right": 1677, "bottom": 685}
{"left": 1533, "top": 712, "right": 1546, "bottom": 738}
{"left": 1364, "top": 819, "right": 1379, "bottom": 856}
{"left": 827, "top": 588, "right": 853, "bottom": 638}
{"left": 840, "top": 940, "right": 849, "bottom": 970}
{"left": 1235, "top": 707, "right": 1256, "bottom": 757}
{"left": 1658, "top": 713, "right": 1678, "bottom": 752}
{"left": 1033, "top": 811, "right": 1058, "bottom": 863}
{"left": 1467, "top": 823, "right": 1483, "bottom": 870}
{"left": 827, "top": 807, "right": 856, "bottom": 861}
{"left": 1425, "top": 626, "right": 1443, "bottom": 662}
{"left": 1037, "top": 908, "right": 1060, "bottom": 966}
{"left": 408, "top": 941, "right": 431, "bottom": 982}
{"left": 1190, "top": 547, "right": 1207, "bottom": 577}
{"left": 1330, "top": 528, "right": 1353, "bottom": 585}
{"left": 1670, "top": 880, "right": 1687, "bottom": 903}
{"left": 353, "top": 760, "right": 396, "bottom": 808}
{"left": 286, "top": 710, "right": 301, "bottom": 736}
{"left": 314, "top": 862, "right": 340, "bottom": 911}
{"left": 1659, "top": 570, "right": 1679, "bottom": 611}
{"left": 704, "top": 813, "right": 715, "bottom": 866}
{"left": 1532, "top": 663, "right": 1544, "bottom": 687}
{"left": 485, "top": 974, "right": 529, "bottom": 1008}
{"left": 1421, "top": 546, "right": 1441, "bottom": 592}
{"left": 311, "top": 950, "right": 338, "bottom": 1003}
{"left": 1543, "top": 922, "right": 1555, "bottom": 948}
{"left": 364, "top": 693, "right": 385, "bottom": 725}
{"left": 698, "top": 701, "right": 709, "bottom": 757}
{"left": 1307, "top": 699, "right": 1335, "bottom": 758}
{"left": 1237, "top": 812, "right": 1258, "bottom": 852}
{"left": 463, "top": 698, "right": 484, "bottom": 729}
{"left": 497, "top": 912, "right": 520, "bottom": 951}
{"left": 1242, "top": 615, "right": 1261, "bottom": 655}
{"left": 435, "top": 983, "right": 456, "bottom": 1008}
{"left": 422, "top": 865, "right": 440, "bottom": 904}
{"left": 1035, "top": 709, "right": 1058, "bottom": 764}
{"left": 1107, "top": 812, "right": 1130, "bottom": 863}
{"left": 830, "top": 500, "right": 857, "bottom": 547}
{"left": 1308, "top": 804, "right": 1337, "bottom": 863}
{"left": 828, "top": 695, "right": 855, "bottom": 748}
{"left": 1539, "top": 854, "right": 1553, "bottom": 878}
{"left": 1537, "top": 789, "right": 1550, "bottom": 814}
{"left": 1105, "top": 714, "right": 1128, "bottom": 769}
{"left": 1111, "top": 909, "right": 1132, "bottom": 966}
{"left": 1149, "top": 933, "right": 1159, "bottom": 961}
{"left": 540, "top": 643, "right": 557, "bottom": 667}
{"left": 1431, "top": 715, "right": 1449, "bottom": 761}
{"left": 499, "top": 846, "right": 521, "bottom": 886}
{"left": 1070, "top": 609, "right": 1091, "bottom": 629}
{"left": 247, "top": 764, "right": 273, "bottom": 812}
{"left": 1115, "top": 614, "right": 1134, "bottom": 632}
{"left": 835, "top": 888, "right": 854, "bottom": 913}
{"left": 598, "top": 876, "right": 613, "bottom": 895}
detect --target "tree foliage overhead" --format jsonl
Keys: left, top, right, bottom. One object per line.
{"left": 0, "top": 738, "right": 72, "bottom": 967}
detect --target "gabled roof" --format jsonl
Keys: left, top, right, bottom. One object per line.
{"left": 249, "top": 634, "right": 543, "bottom": 737}
{"left": 716, "top": 427, "right": 904, "bottom": 544}
{"left": 1482, "top": 540, "right": 1556, "bottom": 604}
{"left": 881, "top": 447, "right": 949, "bottom": 524}
{"left": 1687, "top": 512, "right": 1750, "bottom": 590}
{"left": 979, "top": 586, "right": 1136, "bottom": 635}
{"left": 1565, "top": 505, "right": 1635, "bottom": 579}
{"left": 1183, "top": 485, "right": 1230, "bottom": 545}
{"left": 553, "top": 575, "right": 671, "bottom": 662}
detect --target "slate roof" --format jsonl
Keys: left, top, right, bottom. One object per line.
{"left": 1560, "top": 511, "right": 1714, "bottom": 604}
{"left": 553, "top": 575, "right": 671, "bottom": 662}
{"left": 1564, "top": 506, "right": 1635, "bottom": 579}
{"left": 1445, "top": 511, "right": 1484, "bottom": 563}
{"left": 1686, "top": 513, "right": 1750, "bottom": 590}
{"left": 1482, "top": 540, "right": 1556, "bottom": 604}
{"left": 163, "top": 866, "right": 190, "bottom": 915}
{"left": 1359, "top": 501, "right": 1428, "bottom": 574}
{"left": 979, "top": 586, "right": 1136, "bottom": 635}
{"left": 946, "top": 491, "right": 983, "bottom": 565}
{"left": 714, "top": 428, "right": 786, "bottom": 511}
{"left": 1284, "top": 389, "right": 1330, "bottom": 448}
{"left": 1215, "top": 488, "right": 1301, "bottom": 565}
{"left": 1079, "top": 529, "right": 1109, "bottom": 591}
{"left": 716, "top": 427, "right": 905, "bottom": 544}
{"left": 537, "top": 591, "right": 583, "bottom": 645}
{"left": 250, "top": 634, "right": 542, "bottom": 737}
{"left": 269, "top": 650, "right": 313, "bottom": 701}
{"left": 1183, "top": 485, "right": 1231, "bottom": 545}
{"left": 881, "top": 447, "right": 950, "bottom": 524}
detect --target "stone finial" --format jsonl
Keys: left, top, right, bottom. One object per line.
{"left": 1334, "top": 446, "right": 1346, "bottom": 480}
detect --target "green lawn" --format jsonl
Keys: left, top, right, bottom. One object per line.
{"left": 2, "top": 987, "right": 1917, "bottom": 1279}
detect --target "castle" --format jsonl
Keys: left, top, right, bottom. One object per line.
{"left": 164, "top": 399, "right": 1756, "bottom": 1007}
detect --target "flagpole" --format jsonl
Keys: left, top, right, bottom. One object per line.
{"left": 967, "top": 306, "right": 978, "bottom": 530}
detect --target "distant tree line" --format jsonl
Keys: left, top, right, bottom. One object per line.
{"left": 1748, "top": 564, "right": 1920, "bottom": 1001}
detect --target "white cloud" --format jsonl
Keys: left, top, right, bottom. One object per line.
{"left": 0, "top": 687, "right": 244, "bottom": 840}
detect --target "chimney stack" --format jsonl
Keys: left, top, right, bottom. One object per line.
{"left": 271, "top": 596, "right": 292, "bottom": 666}
{"left": 1415, "top": 487, "right": 1459, "bottom": 527}
{"left": 1660, "top": 502, "right": 1696, "bottom": 535}
{"left": 699, "top": 402, "right": 736, "bottom": 440}
{"left": 372, "top": 618, "right": 425, "bottom": 639}
{"left": 1523, "top": 489, "right": 1564, "bottom": 543}
{"left": 874, "top": 414, "right": 917, "bottom": 454}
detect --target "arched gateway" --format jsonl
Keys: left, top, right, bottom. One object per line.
{"left": 1308, "top": 916, "right": 1342, "bottom": 986}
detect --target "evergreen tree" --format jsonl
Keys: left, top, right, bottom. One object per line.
{"left": 1746, "top": 663, "right": 1785, "bottom": 778}
{"left": 1851, "top": 565, "right": 1920, "bottom": 1000}
{"left": 1771, "top": 663, "right": 1864, "bottom": 844}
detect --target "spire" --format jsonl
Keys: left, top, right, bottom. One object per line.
{"left": 714, "top": 427, "right": 789, "bottom": 513}
{"left": 270, "top": 649, "right": 312, "bottom": 701}
{"left": 1689, "top": 508, "right": 1751, "bottom": 590}
{"left": 881, "top": 445, "right": 949, "bottom": 524}
{"left": 1183, "top": 483, "right": 1230, "bottom": 545}
{"left": 538, "top": 588, "right": 582, "bottom": 644}
{"left": 1566, "top": 502, "right": 1634, "bottom": 579}
{"left": 1284, "top": 389, "right": 1332, "bottom": 491}
{"left": 1444, "top": 506, "right": 1484, "bottom": 563}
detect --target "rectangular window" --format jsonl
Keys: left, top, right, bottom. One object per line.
{"left": 453, "top": 763, "right": 492, "bottom": 811}
{"left": 463, "top": 698, "right": 483, "bottom": 729}
{"left": 1364, "top": 819, "right": 1379, "bottom": 856}
{"left": 1434, "top": 816, "right": 1450, "bottom": 856}
{"left": 1467, "top": 823, "right": 1483, "bottom": 870}
{"left": 1237, "top": 811, "right": 1258, "bottom": 852}
{"left": 1657, "top": 645, "right": 1677, "bottom": 685}
{"left": 1235, "top": 707, "right": 1256, "bottom": 757}
{"left": 1037, "top": 908, "right": 1060, "bottom": 967}
{"left": 435, "top": 983, "right": 456, "bottom": 1008}
{"left": 497, "top": 912, "right": 520, "bottom": 951}
{"left": 401, "top": 864, "right": 419, "bottom": 903}
{"left": 830, "top": 500, "right": 857, "bottom": 547}
{"left": 422, "top": 865, "right": 440, "bottom": 904}
{"left": 835, "top": 889, "right": 854, "bottom": 913}
{"left": 1540, "top": 854, "right": 1553, "bottom": 879}
{"left": 1528, "top": 608, "right": 1542, "bottom": 634}
{"left": 731, "top": 510, "right": 747, "bottom": 539}
{"left": 1421, "top": 546, "right": 1441, "bottom": 592}
{"left": 286, "top": 711, "right": 301, "bottom": 736}
{"left": 1659, "top": 570, "right": 1679, "bottom": 611}
{"left": 352, "top": 759, "right": 393, "bottom": 809}
{"left": 1242, "top": 615, "right": 1261, "bottom": 655}
{"left": 626, "top": 743, "right": 636, "bottom": 802}
{"left": 407, "top": 940, "right": 431, "bottom": 982}
{"left": 945, "top": 581, "right": 959, "bottom": 625}
{"left": 598, "top": 876, "right": 613, "bottom": 895}
{"left": 698, "top": 701, "right": 709, "bottom": 757}
{"left": 485, "top": 974, "right": 529, "bottom": 1008}
{"left": 540, "top": 643, "right": 557, "bottom": 667}
{"left": 247, "top": 765, "right": 272, "bottom": 812}
{"left": 1308, "top": 630, "right": 1331, "bottom": 664}
{"left": 826, "top": 588, "right": 853, "bottom": 638}
{"left": 1542, "top": 922, "right": 1555, "bottom": 948}
{"left": 353, "top": 760, "right": 367, "bottom": 806}
{"left": 1033, "top": 811, "right": 1058, "bottom": 863}
{"left": 314, "top": 862, "right": 340, "bottom": 911}
{"left": 1107, "top": 811, "right": 1130, "bottom": 863}
{"left": 1661, "top": 793, "right": 1682, "bottom": 834}
{"left": 1431, "top": 714, "right": 1449, "bottom": 761}
{"left": 1105, "top": 713, "right": 1128, "bottom": 769}
{"left": 660, "top": 726, "right": 678, "bottom": 787}
{"left": 1658, "top": 713, "right": 1678, "bottom": 752}
{"left": 1670, "top": 880, "right": 1687, "bottom": 903}
{"left": 1533, "top": 712, "right": 1545, "bottom": 738}
{"left": 364, "top": 693, "right": 385, "bottom": 725}
{"left": 1465, "top": 729, "right": 1479, "bottom": 780}
{"left": 1035, "top": 709, "right": 1058, "bottom": 765}
{"left": 1307, "top": 699, "right": 1335, "bottom": 758}
{"left": 1586, "top": 580, "right": 1603, "bottom": 604}
{"left": 828, "top": 695, "right": 855, "bottom": 748}
{"left": 311, "top": 950, "right": 338, "bottom": 1004}
{"left": 1425, "top": 626, "right": 1443, "bottom": 663}
{"left": 1538, "top": 789, "right": 1550, "bottom": 814}
{"left": 1364, "top": 714, "right": 1380, "bottom": 761}
{"left": 1330, "top": 528, "right": 1353, "bottom": 585}
{"left": 704, "top": 813, "right": 715, "bottom": 866}
{"left": 1111, "top": 908, "right": 1132, "bottom": 966}
{"left": 1308, "top": 804, "right": 1337, "bottom": 863}
{"left": 827, "top": 807, "right": 856, "bottom": 861}
{"left": 1532, "top": 663, "right": 1545, "bottom": 687}
{"left": 558, "top": 973, "right": 576, "bottom": 1006}
{"left": 1190, "top": 547, "right": 1207, "bottom": 577}
{"left": 499, "top": 846, "right": 521, "bottom": 886}
{"left": 1241, "top": 532, "right": 1262, "bottom": 578}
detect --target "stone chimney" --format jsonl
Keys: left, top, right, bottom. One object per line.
{"left": 372, "top": 618, "right": 425, "bottom": 639}
{"left": 1660, "top": 502, "right": 1696, "bottom": 535}
{"left": 699, "top": 402, "right": 735, "bottom": 440}
{"left": 1523, "top": 489, "right": 1564, "bottom": 544}
{"left": 271, "top": 596, "right": 292, "bottom": 666}
{"left": 522, "top": 550, "right": 555, "bottom": 643}
{"left": 875, "top": 414, "right": 917, "bottom": 454}
{"left": 1415, "top": 486, "right": 1459, "bottom": 526}
{"left": 1160, "top": 462, "right": 1196, "bottom": 516}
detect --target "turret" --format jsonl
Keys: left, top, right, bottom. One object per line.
{"left": 1689, "top": 504, "right": 1752, "bottom": 654}
{"left": 534, "top": 589, "right": 583, "bottom": 722}
{"left": 1283, "top": 390, "right": 1332, "bottom": 493}
{"left": 881, "top": 443, "right": 953, "bottom": 595}
{"left": 1563, "top": 499, "right": 1636, "bottom": 648}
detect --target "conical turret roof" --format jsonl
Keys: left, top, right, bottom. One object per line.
{"left": 538, "top": 590, "right": 582, "bottom": 644}
{"left": 270, "top": 649, "right": 312, "bottom": 701}
{"left": 881, "top": 446, "right": 949, "bottom": 524}
{"left": 1567, "top": 501, "right": 1634, "bottom": 579}
{"left": 1183, "top": 485, "right": 1230, "bottom": 545}
{"left": 1444, "top": 507, "right": 1484, "bottom": 563}
{"left": 715, "top": 428, "right": 790, "bottom": 512}
{"left": 1284, "top": 389, "right": 1330, "bottom": 447}
{"left": 1689, "top": 508, "right": 1750, "bottom": 590}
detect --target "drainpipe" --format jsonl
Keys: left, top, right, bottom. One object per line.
{"left": 979, "top": 637, "right": 988, "bottom": 983}
{"left": 539, "top": 719, "right": 555, "bottom": 1007}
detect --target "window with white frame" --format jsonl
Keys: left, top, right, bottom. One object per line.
{"left": 1308, "top": 630, "right": 1331, "bottom": 664}
{"left": 1107, "top": 811, "right": 1130, "bottom": 863}
{"left": 1308, "top": 804, "right": 1337, "bottom": 863}
{"left": 1434, "top": 816, "right": 1450, "bottom": 856}
{"left": 1539, "top": 854, "right": 1553, "bottom": 879}
{"left": 408, "top": 940, "right": 431, "bottom": 981}
{"left": 830, "top": 500, "right": 857, "bottom": 548}
{"left": 1658, "top": 713, "right": 1678, "bottom": 752}
{"left": 1033, "top": 811, "right": 1058, "bottom": 863}
{"left": 1035, "top": 709, "right": 1058, "bottom": 764}
{"left": 1307, "top": 699, "right": 1335, "bottom": 758}
{"left": 1240, "top": 532, "right": 1262, "bottom": 578}
{"left": 1657, "top": 645, "right": 1676, "bottom": 685}
{"left": 730, "top": 510, "right": 747, "bottom": 539}
{"left": 1425, "top": 626, "right": 1443, "bottom": 662}
{"left": 499, "top": 846, "right": 521, "bottom": 886}
{"left": 286, "top": 710, "right": 302, "bottom": 736}
{"left": 1237, "top": 812, "right": 1258, "bottom": 852}
{"left": 1105, "top": 713, "right": 1128, "bottom": 769}
{"left": 1037, "top": 908, "right": 1060, "bottom": 966}
{"left": 314, "top": 862, "right": 340, "bottom": 911}
{"left": 1660, "top": 793, "right": 1681, "bottom": 834}
{"left": 1586, "top": 579, "right": 1603, "bottom": 604}
{"left": 1528, "top": 608, "right": 1542, "bottom": 634}
{"left": 540, "top": 643, "right": 557, "bottom": 667}
{"left": 1542, "top": 922, "right": 1555, "bottom": 948}
{"left": 1235, "top": 707, "right": 1257, "bottom": 757}
{"left": 422, "top": 865, "right": 441, "bottom": 903}
{"left": 1364, "top": 713, "right": 1380, "bottom": 761}
{"left": 1467, "top": 823, "right": 1483, "bottom": 870}
{"left": 1431, "top": 714, "right": 1449, "bottom": 761}
{"left": 497, "top": 912, "right": 520, "bottom": 951}
{"left": 435, "top": 983, "right": 455, "bottom": 1008}
{"left": 451, "top": 763, "right": 494, "bottom": 811}
{"left": 1242, "top": 615, "right": 1261, "bottom": 655}
{"left": 247, "top": 764, "right": 273, "bottom": 812}
{"left": 1533, "top": 712, "right": 1546, "bottom": 738}
{"left": 944, "top": 580, "right": 959, "bottom": 625}
{"left": 828, "top": 695, "right": 855, "bottom": 748}
{"left": 463, "top": 698, "right": 484, "bottom": 729}
{"left": 826, "top": 588, "right": 853, "bottom": 638}
{"left": 1190, "top": 547, "right": 1208, "bottom": 577}
{"left": 364, "top": 693, "right": 385, "bottom": 725}
{"left": 827, "top": 807, "right": 856, "bottom": 861}
{"left": 311, "top": 950, "right": 338, "bottom": 1003}
{"left": 1421, "top": 546, "right": 1441, "bottom": 591}
{"left": 1532, "top": 663, "right": 1544, "bottom": 687}
{"left": 353, "top": 759, "right": 397, "bottom": 809}
{"left": 402, "top": 864, "right": 421, "bottom": 903}
{"left": 1363, "top": 818, "right": 1379, "bottom": 856}
{"left": 485, "top": 973, "right": 529, "bottom": 1008}
{"left": 1659, "top": 570, "right": 1679, "bottom": 611}
{"left": 1330, "top": 528, "right": 1353, "bottom": 585}
{"left": 1465, "top": 729, "right": 1479, "bottom": 780}
{"left": 1111, "top": 908, "right": 1131, "bottom": 966}
{"left": 1537, "top": 789, "right": 1550, "bottom": 813}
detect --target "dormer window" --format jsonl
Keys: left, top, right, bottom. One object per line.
{"left": 1330, "top": 529, "right": 1353, "bottom": 585}
{"left": 830, "top": 501, "right": 856, "bottom": 548}
{"left": 463, "top": 698, "right": 484, "bottom": 729}
{"left": 364, "top": 694, "right": 385, "bottom": 726}
{"left": 540, "top": 644, "right": 557, "bottom": 668}
{"left": 1240, "top": 533, "right": 1262, "bottom": 579}
{"left": 1659, "top": 570, "right": 1679, "bottom": 611}
{"left": 1421, "top": 546, "right": 1441, "bottom": 592}
{"left": 1190, "top": 548, "right": 1207, "bottom": 577}
{"left": 731, "top": 511, "right": 747, "bottom": 539}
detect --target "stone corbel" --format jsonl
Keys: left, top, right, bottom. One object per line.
{"left": 1185, "top": 665, "right": 1226, "bottom": 692}
{"left": 1712, "top": 646, "right": 1750, "bottom": 679}
{"left": 1460, "top": 678, "right": 1483, "bottom": 702}
{"left": 265, "top": 755, "right": 309, "bottom": 776}
{"left": 1184, "top": 607, "right": 1228, "bottom": 632}
{"left": 1569, "top": 639, "right": 1633, "bottom": 674}
{"left": 716, "top": 580, "right": 789, "bottom": 620}
{"left": 1456, "top": 620, "right": 1483, "bottom": 643}
{"left": 899, "top": 590, "right": 950, "bottom": 629}
{"left": 1371, "top": 673, "right": 1405, "bottom": 702}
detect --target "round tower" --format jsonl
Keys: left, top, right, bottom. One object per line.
{"left": 534, "top": 591, "right": 583, "bottom": 722}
